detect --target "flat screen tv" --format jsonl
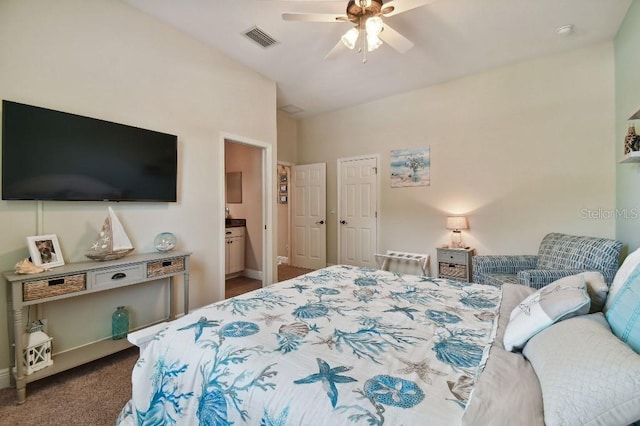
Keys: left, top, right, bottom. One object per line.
{"left": 2, "top": 100, "right": 178, "bottom": 202}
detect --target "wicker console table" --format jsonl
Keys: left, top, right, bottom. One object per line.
{"left": 3, "top": 250, "right": 190, "bottom": 403}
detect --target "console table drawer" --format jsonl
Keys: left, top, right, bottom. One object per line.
{"left": 147, "top": 257, "right": 185, "bottom": 278}
{"left": 91, "top": 264, "right": 146, "bottom": 290}
{"left": 23, "top": 274, "right": 86, "bottom": 302}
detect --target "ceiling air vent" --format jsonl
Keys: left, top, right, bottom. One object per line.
{"left": 244, "top": 26, "right": 278, "bottom": 48}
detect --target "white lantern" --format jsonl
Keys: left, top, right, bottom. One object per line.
{"left": 22, "top": 325, "right": 53, "bottom": 375}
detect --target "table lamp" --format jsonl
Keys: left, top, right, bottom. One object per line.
{"left": 446, "top": 216, "right": 469, "bottom": 248}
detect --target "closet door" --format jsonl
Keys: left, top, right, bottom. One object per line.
{"left": 291, "top": 163, "right": 326, "bottom": 269}
{"left": 338, "top": 156, "right": 379, "bottom": 268}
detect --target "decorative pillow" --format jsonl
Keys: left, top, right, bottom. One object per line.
{"left": 580, "top": 271, "right": 608, "bottom": 313}
{"left": 523, "top": 314, "right": 640, "bottom": 426}
{"left": 605, "top": 247, "right": 640, "bottom": 313}
{"left": 503, "top": 274, "right": 590, "bottom": 351}
{"left": 605, "top": 262, "right": 640, "bottom": 354}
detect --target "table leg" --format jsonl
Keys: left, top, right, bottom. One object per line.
{"left": 183, "top": 258, "right": 190, "bottom": 315}
{"left": 12, "top": 306, "right": 25, "bottom": 404}
{"left": 168, "top": 276, "right": 175, "bottom": 321}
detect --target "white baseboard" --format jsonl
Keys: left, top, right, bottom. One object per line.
{"left": 243, "top": 268, "right": 263, "bottom": 280}
{"left": 0, "top": 368, "right": 11, "bottom": 389}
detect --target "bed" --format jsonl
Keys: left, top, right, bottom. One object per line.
{"left": 117, "top": 263, "right": 640, "bottom": 426}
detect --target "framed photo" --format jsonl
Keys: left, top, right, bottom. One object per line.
{"left": 27, "top": 234, "right": 65, "bottom": 268}
{"left": 279, "top": 195, "right": 288, "bottom": 204}
{"left": 280, "top": 185, "right": 288, "bottom": 192}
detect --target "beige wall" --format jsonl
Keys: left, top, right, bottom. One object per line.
{"left": 277, "top": 111, "right": 298, "bottom": 164}
{"left": 298, "top": 43, "right": 616, "bottom": 271}
{"left": 615, "top": 0, "right": 640, "bottom": 253}
{"left": 225, "top": 141, "right": 263, "bottom": 272}
{"left": 0, "top": 0, "right": 276, "bottom": 372}
{"left": 276, "top": 111, "right": 298, "bottom": 263}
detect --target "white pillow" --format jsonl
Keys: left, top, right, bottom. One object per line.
{"left": 503, "top": 274, "right": 590, "bottom": 351}
{"left": 523, "top": 314, "right": 640, "bottom": 426}
{"left": 605, "top": 247, "right": 640, "bottom": 313}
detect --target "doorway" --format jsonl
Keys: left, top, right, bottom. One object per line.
{"left": 219, "top": 133, "right": 274, "bottom": 300}
{"left": 277, "top": 163, "right": 292, "bottom": 266}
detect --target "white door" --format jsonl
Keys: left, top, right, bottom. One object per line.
{"left": 338, "top": 156, "right": 379, "bottom": 267}
{"left": 291, "top": 163, "right": 326, "bottom": 269}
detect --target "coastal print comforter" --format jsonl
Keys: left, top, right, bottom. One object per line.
{"left": 117, "top": 265, "right": 502, "bottom": 425}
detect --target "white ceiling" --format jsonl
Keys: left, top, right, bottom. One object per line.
{"left": 121, "top": 0, "right": 631, "bottom": 118}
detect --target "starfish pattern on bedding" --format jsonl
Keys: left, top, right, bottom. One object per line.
{"left": 293, "top": 358, "right": 357, "bottom": 408}
{"left": 287, "top": 283, "right": 310, "bottom": 293}
{"left": 396, "top": 357, "right": 447, "bottom": 385}
{"left": 253, "top": 312, "right": 286, "bottom": 326}
{"left": 313, "top": 335, "right": 337, "bottom": 349}
{"left": 384, "top": 305, "right": 420, "bottom": 320}
{"left": 177, "top": 316, "right": 220, "bottom": 342}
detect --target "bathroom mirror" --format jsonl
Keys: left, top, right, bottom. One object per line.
{"left": 226, "top": 172, "right": 242, "bottom": 203}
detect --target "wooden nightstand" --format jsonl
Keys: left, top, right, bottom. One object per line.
{"left": 436, "top": 247, "right": 474, "bottom": 282}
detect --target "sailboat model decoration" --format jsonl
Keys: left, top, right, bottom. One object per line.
{"left": 86, "top": 207, "right": 134, "bottom": 261}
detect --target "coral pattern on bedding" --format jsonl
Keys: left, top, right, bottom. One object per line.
{"left": 117, "top": 265, "right": 501, "bottom": 425}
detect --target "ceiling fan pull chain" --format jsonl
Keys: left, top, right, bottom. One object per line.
{"left": 362, "top": 29, "right": 367, "bottom": 63}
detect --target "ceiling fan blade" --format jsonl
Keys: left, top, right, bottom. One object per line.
{"left": 324, "top": 40, "right": 347, "bottom": 60}
{"left": 282, "top": 13, "right": 347, "bottom": 22}
{"left": 382, "top": 0, "right": 433, "bottom": 17}
{"left": 379, "top": 23, "right": 414, "bottom": 53}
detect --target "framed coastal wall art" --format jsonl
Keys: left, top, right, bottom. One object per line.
{"left": 390, "top": 147, "right": 430, "bottom": 188}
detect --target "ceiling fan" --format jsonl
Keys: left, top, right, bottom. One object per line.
{"left": 282, "top": 0, "right": 432, "bottom": 62}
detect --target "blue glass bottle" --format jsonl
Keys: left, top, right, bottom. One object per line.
{"left": 112, "top": 306, "right": 129, "bottom": 340}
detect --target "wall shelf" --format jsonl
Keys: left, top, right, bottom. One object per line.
{"left": 619, "top": 151, "right": 640, "bottom": 163}
{"left": 620, "top": 108, "right": 640, "bottom": 163}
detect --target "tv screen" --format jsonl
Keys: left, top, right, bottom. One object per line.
{"left": 2, "top": 100, "right": 178, "bottom": 202}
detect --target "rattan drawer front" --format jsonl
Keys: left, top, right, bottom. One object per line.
{"left": 439, "top": 262, "right": 467, "bottom": 279}
{"left": 91, "top": 264, "right": 146, "bottom": 290}
{"left": 147, "top": 257, "right": 185, "bottom": 278}
{"left": 23, "top": 274, "right": 86, "bottom": 302}
{"left": 438, "top": 250, "right": 468, "bottom": 264}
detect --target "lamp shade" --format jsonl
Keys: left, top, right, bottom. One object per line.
{"left": 341, "top": 28, "right": 359, "bottom": 50}
{"left": 446, "top": 216, "right": 468, "bottom": 231}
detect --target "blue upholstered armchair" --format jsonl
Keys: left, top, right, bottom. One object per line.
{"left": 472, "top": 233, "right": 623, "bottom": 289}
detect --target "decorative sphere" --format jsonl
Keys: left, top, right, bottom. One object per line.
{"left": 154, "top": 232, "right": 177, "bottom": 252}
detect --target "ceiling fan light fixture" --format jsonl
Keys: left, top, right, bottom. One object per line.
{"left": 365, "top": 16, "right": 383, "bottom": 35}
{"left": 367, "top": 34, "right": 382, "bottom": 52}
{"left": 341, "top": 28, "right": 359, "bottom": 49}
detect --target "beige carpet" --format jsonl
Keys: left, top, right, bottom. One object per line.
{"left": 0, "top": 346, "right": 138, "bottom": 425}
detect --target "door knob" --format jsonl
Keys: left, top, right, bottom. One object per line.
{"left": 316, "top": 220, "right": 325, "bottom": 225}
{"left": 340, "top": 220, "right": 347, "bottom": 225}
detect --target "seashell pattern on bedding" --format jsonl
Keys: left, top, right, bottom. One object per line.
{"left": 117, "top": 265, "right": 502, "bottom": 426}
